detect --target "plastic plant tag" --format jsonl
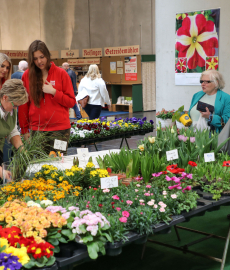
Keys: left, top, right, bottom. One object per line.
{"left": 100, "top": 176, "right": 118, "bottom": 189}
{"left": 54, "top": 139, "right": 67, "bottom": 151}
{"left": 107, "top": 116, "right": 115, "bottom": 122}
{"left": 204, "top": 153, "right": 215, "bottom": 162}
{"left": 77, "top": 148, "right": 89, "bottom": 167}
{"left": 166, "top": 149, "right": 178, "bottom": 161}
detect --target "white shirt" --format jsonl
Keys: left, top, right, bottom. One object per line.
{"left": 77, "top": 77, "right": 111, "bottom": 107}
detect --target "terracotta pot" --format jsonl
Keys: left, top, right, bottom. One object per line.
{"left": 121, "top": 177, "right": 133, "bottom": 186}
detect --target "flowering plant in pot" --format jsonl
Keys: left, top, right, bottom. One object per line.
{"left": 71, "top": 210, "right": 112, "bottom": 259}
{"left": 156, "top": 109, "right": 175, "bottom": 128}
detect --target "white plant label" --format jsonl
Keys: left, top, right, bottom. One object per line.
{"left": 77, "top": 148, "right": 89, "bottom": 167}
{"left": 100, "top": 176, "right": 118, "bottom": 189}
{"left": 54, "top": 139, "right": 67, "bottom": 151}
{"left": 107, "top": 116, "right": 115, "bottom": 122}
{"left": 166, "top": 149, "right": 178, "bottom": 161}
{"left": 204, "top": 153, "right": 215, "bottom": 162}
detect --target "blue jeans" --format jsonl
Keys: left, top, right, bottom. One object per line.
{"left": 84, "top": 104, "right": 102, "bottom": 120}
{"left": 73, "top": 103, "right": 82, "bottom": 119}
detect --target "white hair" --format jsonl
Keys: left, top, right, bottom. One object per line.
{"left": 201, "top": 70, "right": 225, "bottom": 90}
{"left": 18, "top": 60, "right": 28, "bottom": 71}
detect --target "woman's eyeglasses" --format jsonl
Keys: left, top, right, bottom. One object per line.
{"left": 10, "top": 101, "right": 19, "bottom": 108}
{"left": 200, "top": 80, "right": 214, "bottom": 84}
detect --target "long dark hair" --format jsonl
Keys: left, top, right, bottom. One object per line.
{"left": 28, "top": 40, "right": 51, "bottom": 107}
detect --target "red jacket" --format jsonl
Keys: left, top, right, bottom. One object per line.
{"left": 18, "top": 62, "right": 76, "bottom": 134}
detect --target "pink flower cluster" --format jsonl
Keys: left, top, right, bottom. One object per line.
{"left": 158, "top": 201, "right": 167, "bottom": 212}
{"left": 152, "top": 172, "right": 163, "bottom": 177}
{"left": 119, "top": 211, "right": 130, "bottom": 223}
{"left": 72, "top": 210, "right": 110, "bottom": 236}
{"left": 178, "top": 135, "right": 195, "bottom": 143}
{"left": 46, "top": 205, "right": 79, "bottom": 220}
{"left": 166, "top": 172, "right": 193, "bottom": 185}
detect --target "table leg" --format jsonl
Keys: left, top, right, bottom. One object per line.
{"left": 220, "top": 222, "right": 230, "bottom": 270}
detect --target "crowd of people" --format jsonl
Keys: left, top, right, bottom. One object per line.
{"left": 1, "top": 39, "right": 230, "bottom": 179}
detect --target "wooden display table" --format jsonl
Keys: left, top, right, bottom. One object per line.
{"left": 112, "top": 103, "right": 133, "bottom": 113}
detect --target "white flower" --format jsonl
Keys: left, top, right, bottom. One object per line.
{"left": 171, "top": 194, "right": 177, "bottom": 199}
{"left": 162, "top": 191, "right": 167, "bottom": 195}
{"left": 139, "top": 199, "right": 144, "bottom": 203}
{"left": 40, "top": 200, "right": 53, "bottom": 206}
{"left": 147, "top": 201, "right": 154, "bottom": 206}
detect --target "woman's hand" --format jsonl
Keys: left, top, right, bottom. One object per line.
{"left": 0, "top": 166, "right": 12, "bottom": 182}
{"left": 43, "top": 80, "right": 56, "bottom": 96}
{"left": 200, "top": 107, "right": 211, "bottom": 119}
{"left": 24, "top": 133, "right": 30, "bottom": 141}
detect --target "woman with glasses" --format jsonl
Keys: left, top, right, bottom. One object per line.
{"left": 18, "top": 40, "right": 76, "bottom": 154}
{"left": 0, "top": 79, "right": 28, "bottom": 179}
{"left": 189, "top": 70, "right": 230, "bottom": 132}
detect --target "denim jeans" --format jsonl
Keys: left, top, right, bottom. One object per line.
{"left": 73, "top": 103, "right": 82, "bottom": 119}
{"left": 84, "top": 104, "right": 102, "bottom": 120}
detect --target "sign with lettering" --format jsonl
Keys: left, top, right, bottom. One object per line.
{"left": 104, "top": 45, "right": 139, "bottom": 56}
{"left": 77, "top": 148, "right": 89, "bottom": 167}
{"left": 166, "top": 149, "right": 179, "bottom": 161}
{"left": 61, "top": 50, "right": 79, "bottom": 58}
{"left": 204, "top": 153, "right": 215, "bottom": 162}
{"left": 101, "top": 176, "right": 118, "bottom": 189}
{"left": 54, "top": 139, "right": 67, "bottom": 151}
{"left": 67, "top": 58, "right": 100, "bottom": 65}
{"left": 82, "top": 48, "right": 102, "bottom": 58}
{"left": 107, "top": 116, "right": 115, "bottom": 122}
{"left": 0, "top": 50, "right": 28, "bottom": 59}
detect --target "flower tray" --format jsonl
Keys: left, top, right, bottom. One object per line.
{"left": 153, "top": 215, "right": 185, "bottom": 233}
{"left": 33, "top": 263, "right": 58, "bottom": 270}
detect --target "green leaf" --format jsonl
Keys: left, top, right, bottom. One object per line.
{"left": 23, "top": 259, "right": 36, "bottom": 269}
{"left": 47, "top": 238, "right": 59, "bottom": 246}
{"left": 48, "top": 233, "right": 61, "bottom": 239}
{"left": 58, "top": 237, "right": 68, "bottom": 243}
{"left": 82, "top": 234, "right": 94, "bottom": 243}
{"left": 61, "top": 229, "right": 72, "bottom": 238}
{"left": 87, "top": 242, "right": 99, "bottom": 260}
{"left": 46, "top": 256, "right": 56, "bottom": 267}
{"left": 54, "top": 246, "right": 60, "bottom": 253}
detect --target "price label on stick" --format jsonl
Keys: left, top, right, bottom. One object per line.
{"left": 166, "top": 149, "right": 178, "bottom": 161}
{"left": 204, "top": 153, "right": 215, "bottom": 162}
{"left": 54, "top": 139, "right": 67, "bottom": 151}
{"left": 77, "top": 148, "right": 89, "bottom": 167}
{"left": 107, "top": 116, "right": 115, "bottom": 122}
{"left": 101, "top": 176, "right": 118, "bottom": 189}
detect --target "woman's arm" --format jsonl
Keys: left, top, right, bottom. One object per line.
{"left": 99, "top": 79, "right": 111, "bottom": 105}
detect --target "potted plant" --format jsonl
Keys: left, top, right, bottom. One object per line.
{"left": 172, "top": 105, "right": 192, "bottom": 129}
{"left": 156, "top": 109, "right": 175, "bottom": 128}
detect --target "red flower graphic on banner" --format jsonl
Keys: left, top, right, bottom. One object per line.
{"left": 176, "top": 14, "right": 218, "bottom": 70}
{"left": 176, "top": 58, "right": 187, "bottom": 72}
{"left": 206, "top": 57, "right": 218, "bottom": 70}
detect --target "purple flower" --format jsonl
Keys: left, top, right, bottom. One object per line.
{"left": 0, "top": 253, "right": 22, "bottom": 270}
{"left": 139, "top": 121, "right": 144, "bottom": 126}
{"left": 152, "top": 172, "right": 163, "bottom": 177}
{"left": 131, "top": 117, "right": 138, "bottom": 123}
{"left": 165, "top": 175, "right": 172, "bottom": 181}
{"left": 150, "top": 120, "right": 154, "bottom": 124}
{"left": 142, "top": 117, "right": 147, "bottom": 121}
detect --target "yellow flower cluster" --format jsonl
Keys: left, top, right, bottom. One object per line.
{"left": 1, "top": 178, "right": 81, "bottom": 202}
{"left": 86, "top": 162, "right": 95, "bottom": 168}
{"left": 90, "top": 169, "right": 109, "bottom": 178}
{"left": 0, "top": 200, "right": 67, "bottom": 244}
{"left": 1, "top": 238, "right": 30, "bottom": 265}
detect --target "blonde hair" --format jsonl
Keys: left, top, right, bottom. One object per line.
{"left": 86, "top": 64, "right": 101, "bottom": 80}
{"left": 0, "top": 79, "right": 28, "bottom": 105}
{"left": 0, "top": 53, "right": 12, "bottom": 80}
{"left": 201, "top": 70, "right": 225, "bottom": 90}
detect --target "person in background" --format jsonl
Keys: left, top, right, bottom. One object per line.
{"left": 189, "top": 70, "right": 230, "bottom": 132}
{"left": 18, "top": 40, "right": 76, "bottom": 155}
{"left": 0, "top": 79, "right": 28, "bottom": 179}
{"left": 76, "top": 64, "right": 111, "bottom": 120}
{"left": 62, "top": 62, "right": 82, "bottom": 120}
{"left": 11, "top": 60, "right": 28, "bottom": 79}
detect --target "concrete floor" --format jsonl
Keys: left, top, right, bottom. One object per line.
{"left": 67, "top": 110, "right": 156, "bottom": 155}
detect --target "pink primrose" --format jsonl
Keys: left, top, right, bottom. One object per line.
{"left": 119, "top": 217, "right": 127, "bottom": 223}
{"left": 122, "top": 211, "right": 130, "bottom": 217}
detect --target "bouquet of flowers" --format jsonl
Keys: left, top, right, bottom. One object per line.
{"left": 156, "top": 109, "right": 175, "bottom": 119}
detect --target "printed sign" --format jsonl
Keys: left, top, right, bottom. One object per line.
{"left": 77, "top": 148, "right": 89, "bottom": 167}
{"left": 166, "top": 149, "right": 179, "bottom": 161}
{"left": 204, "top": 153, "right": 215, "bottom": 162}
{"left": 107, "top": 116, "right": 115, "bottom": 122}
{"left": 125, "top": 56, "right": 137, "bottom": 81}
{"left": 117, "top": 61, "right": 123, "bottom": 67}
{"left": 67, "top": 58, "right": 100, "bottom": 65}
{"left": 110, "top": 62, "right": 116, "bottom": 73}
{"left": 54, "top": 139, "right": 67, "bottom": 151}
{"left": 82, "top": 48, "right": 102, "bottom": 57}
{"left": 117, "top": 68, "right": 123, "bottom": 74}
{"left": 0, "top": 50, "right": 28, "bottom": 59}
{"left": 104, "top": 45, "right": 139, "bottom": 56}
{"left": 101, "top": 176, "right": 118, "bottom": 189}
{"left": 61, "top": 50, "right": 79, "bottom": 58}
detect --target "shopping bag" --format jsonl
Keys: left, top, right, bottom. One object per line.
{"left": 194, "top": 115, "right": 209, "bottom": 131}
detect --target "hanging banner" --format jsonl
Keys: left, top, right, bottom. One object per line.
{"left": 175, "top": 9, "right": 220, "bottom": 85}
{"left": 0, "top": 50, "right": 28, "bottom": 59}
{"left": 67, "top": 58, "right": 100, "bottom": 65}
{"left": 104, "top": 45, "right": 139, "bottom": 56}
{"left": 61, "top": 50, "right": 79, "bottom": 58}
{"left": 82, "top": 48, "right": 102, "bottom": 57}
{"left": 125, "top": 56, "right": 137, "bottom": 81}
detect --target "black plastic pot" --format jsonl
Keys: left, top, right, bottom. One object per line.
{"left": 106, "top": 242, "right": 123, "bottom": 256}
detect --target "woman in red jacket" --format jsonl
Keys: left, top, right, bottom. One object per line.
{"left": 18, "top": 40, "right": 76, "bottom": 154}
